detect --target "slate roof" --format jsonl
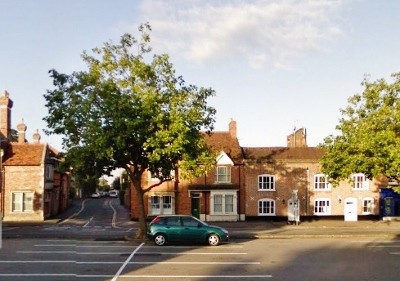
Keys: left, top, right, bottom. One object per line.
{"left": 2, "top": 143, "right": 55, "bottom": 166}
{"left": 204, "top": 131, "right": 244, "bottom": 163}
{"left": 242, "top": 146, "right": 325, "bottom": 162}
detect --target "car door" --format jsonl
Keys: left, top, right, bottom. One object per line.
{"left": 181, "top": 216, "right": 207, "bottom": 242}
{"left": 164, "top": 216, "right": 183, "bottom": 242}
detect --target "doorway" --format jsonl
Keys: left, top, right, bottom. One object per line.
{"left": 344, "top": 197, "right": 358, "bottom": 221}
{"left": 191, "top": 197, "right": 200, "bottom": 219}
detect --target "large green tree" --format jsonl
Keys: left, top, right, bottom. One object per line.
{"left": 43, "top": 23, "right": 217, "bottom": 238}
{"left": 320, "top": 72, "right": 400, "bottom": 189}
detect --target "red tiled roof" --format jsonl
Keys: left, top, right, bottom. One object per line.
{"left": 3, "top": 143, "right": 46, "bottom": 166}
{"left": 204, "top": 131, "right": 243, "bottom": 163}
{"left": 242, "top": 146, "right": 325, "bottom": 161}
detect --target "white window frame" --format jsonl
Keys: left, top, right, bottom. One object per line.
{"left": 12, "top": 192, "right": 34, "bottom": 213}
{"left": 258, "top": 174, "right": 275, "bottom": 191}
{"left": 314, "top": 198, "right": 331, "bottom": 215}
{"left": 314, "top": 174, "right": 330, "bottom": 191}
{"left": 215, "top": 166, "right": 231, "bottom": 183}
{"left": 210, "top": 191, "right": 236, "bottom": 215}
{"left": 352, "top": 173, "right": 369, "bottom": 190}
{"left": 149, "top": 194, "right": 174, "bottom": 215}
{"left": 362, "top": 197, "right": 374, "bottom": 215}
{"left": 258, "top": 199, "right": 276, "bottom": 216}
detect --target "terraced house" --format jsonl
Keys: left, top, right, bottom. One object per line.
{"left": 130, "top": 119, "right": 245, "bottom": 222}
{"left": 243, "top": 128, "right": 382, "bottom": 221}
{"left": 130, "top": 119, "right": 399, "bottom": 222}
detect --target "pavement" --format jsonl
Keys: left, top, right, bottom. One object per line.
{"left": 3, "top": 198, "right": 400, "bottom": 240}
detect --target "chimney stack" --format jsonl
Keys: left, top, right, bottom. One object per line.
{"left": 0, "top": 90, "right": 14, "bottom": 140}
{"left": 17, "top": 119, "right": 27, "bottom": 144}
{"left": 229, "top": 119, "right": 237, "bottom": 139}
{"left": 32, "top": 129, "right": 41, "bottom": 143}
{"left": 287, "top": 127, "right": 307, "bottom": 147}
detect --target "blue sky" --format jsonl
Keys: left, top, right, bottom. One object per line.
{"left": 1, "top": 0, "right": 399, "bottom": 150}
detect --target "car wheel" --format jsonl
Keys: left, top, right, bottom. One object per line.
{"left": 207, "top": 234, "right": 220, "bottom": 246}
{"left": 154, "top": 234, "right": 166, "bottom": 246}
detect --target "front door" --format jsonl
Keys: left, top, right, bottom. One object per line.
{"left": 191, "top": 197, "right": 200, "bottom": 219}
{"left": 344, "top": 198, "right": 358, "bottom": 221}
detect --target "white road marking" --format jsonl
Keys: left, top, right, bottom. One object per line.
{"left": 83, "top": 216, "right": 93, "bottom": 228}
{"left": 0, "top": 272, "right": 272, "bottom": 279}
{"left": 112, "top": 242, "right": 144, "bottom": 281}
{"left": 0, "top": 260, "right": 260, "bottom": 265}
{"left": 17, "top": 251, "right": 75, "bottom": 254}
{"left": 368, "top": 245, "right": 400, "bottom": 248}
{"left": 0, "top": 274, "right": 75, "bottom": 277}
{"left": 107, "top": 274, "right": 272, "bottom": 279}
{"left": 109, "top": 199, "right": 120, "bottom": 228}
{"left": 59, "top": 199, "right": 87, "bottom": 224}
{"left": 0, "top": 260, "right": 74, "bottom": 263}
{"left": 19, "top": 250, "right": 247, "bottom": 255}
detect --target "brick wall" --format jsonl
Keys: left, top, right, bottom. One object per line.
{"left": 3, "top": 165, "right": 45, "bottom": 222}
{"left": 245, "top": 159, "right": 381, "bottom": 218}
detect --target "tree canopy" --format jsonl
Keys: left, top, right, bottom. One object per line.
{"left": 320, "top": 72, "right": 400, "bottom": 189}
{"left": 43, "top": 23, "right": 217, "bottom": 238}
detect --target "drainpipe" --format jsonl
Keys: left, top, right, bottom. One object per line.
{"left": 306, "top": 167, "right": 310, "bottom": 216}
{"left": 238, "top": 163, "right": 242, "bottom": 221}
{"left": 1, "top": 149, "right": 4, "bottom": 219}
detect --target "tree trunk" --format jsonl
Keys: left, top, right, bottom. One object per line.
{"left": 133, "top": 177, "right": 148, "bottom": 240}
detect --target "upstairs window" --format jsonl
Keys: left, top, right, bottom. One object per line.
{"left": 45, "top": 165, "right": 54, "bottom": 180}
{"left": 353, "top": 173, "right": 369, "bottom": 190}
{"left": 258, "top": 174, "right": 275, "bottom": 191}
{"left": 314, "top": 174, "right": 330, "bottom": 191}
{"left": 216, "top": 166, "right": 231, "bottom": 183}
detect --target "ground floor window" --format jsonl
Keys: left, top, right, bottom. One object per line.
{"left": 12, "top": 192, "right": 33, "bottom": 212}
{"left": 363, "top": 197, "right": 373, "bottom": 214}
{"left": 258, "top": 199, "right": 275, "bottom": 216}
{"left": 149, "top": 194, "right": 174, "bottom": 215}
{"left": 314, "top": 199, "right": 331, "bottom": 215}
{"left": 210, "top": 191, "right": 237, "bottom": 215}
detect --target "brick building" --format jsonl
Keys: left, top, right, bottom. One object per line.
{"left": 130, "top": 122, "right": 385, "bottom": 222}
{"left": 243, "top": 128, "right": 381, "bottom": 220}
{"left": 130, "top": 119, "right": 245, "bottom": 222}
{"left": 0, "top": 90, "right": 71, "bottom": 222}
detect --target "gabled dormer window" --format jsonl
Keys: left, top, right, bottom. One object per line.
{"left": 352, "top": 173, "right": 369, "bottom": 190}
{"left": 216, "top": 166, "right": 231, "bottom": 183}
{"left": 215, "top": 151, "right": 234, "bottom": 184}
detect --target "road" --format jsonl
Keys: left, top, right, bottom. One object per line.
{"left": 1, "top": 198, "right": 400, "bottom": 280}
{"left": 0, "top": 238, "right": 399, "bottom": 280}
{"left": 2, "top": 197, "right": 137, "bottom": 240}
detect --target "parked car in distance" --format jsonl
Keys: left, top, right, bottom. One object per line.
{"left": 147, "top": 215, "right": 229, "bottom": 246}
{"left": 99, "top": 191, "right": 108, "bottom": 197}
{"left": 108, "top": 190, "right": 119, "bottom": 198}
{"left": 90, "top": 192, "right": 100, "bottom": 198}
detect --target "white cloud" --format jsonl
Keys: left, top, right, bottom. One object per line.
{"left": 139, "top": 0, "right": 343, "bottom": 69}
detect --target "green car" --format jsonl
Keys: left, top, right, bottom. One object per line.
{"left": 147, "top": 215, "right": 229, "bottom": 246}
